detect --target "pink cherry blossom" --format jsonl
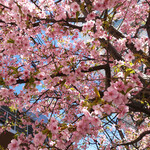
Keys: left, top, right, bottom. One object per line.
{"left": 8, "top": 139, "right": 21, "bottom": 150}
{"left": 114, "top": 79, "right": 125, "bottom": 92}
{"left": 37, "top": 72, "right": 45, "bottom": 80}
{"left": 125, "top": 52, "right": 135, "bottom": 62}
{"left": 0, "top": 0, "right": 150, "bottom": 149}
{"left": 113, "top": 93, "right": 124, "bottom": 106}
{"left": 70, "top": 2, "right": 80, "bottom": 12}
{"left": 117, "top": 105, "right": 129, "bottom": 118}
{"left": 134, "top": 39, "right": 143, "bottom": 51}
{"left": 93, "top": 104, "right": 104, "bottom": 116}
{"left": 33, "top": 132, "right": 46, "bottom": 146}
{"left": 86, "top": 12, "right": 96, "bottom": 21}
{"left": 103, "top": 104, "right": 115, "bottom": 115}
{"left": 130, "top": 74, "right": 139, "bottom": 82}
{"left": 7, "top": 76, "right": 16, "bottom": 85}
{"left": 103, "top": 87, "right": 119, "bottom": 102}
{"left": 91, "top": 116, "right": 101, "bottom": 126}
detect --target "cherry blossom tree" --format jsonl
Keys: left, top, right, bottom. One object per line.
{"left": 0, "top": 0, "right": 150, "bottom": 149}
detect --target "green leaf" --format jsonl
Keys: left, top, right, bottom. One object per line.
{"left": 126, "top": 87, "right": 132, "bottom": 94}
{"left": 47, "top": 131, "right": 52, "bottom": 139}
{"left": 24, "top": 83, "right": 28, "bottom": 89}
{"left": 29, "top": 76, "right": 35, "bottom": 83}
{"left": 68, "top": 125, "right": 76, "bottom": 132}
{"left": 70, "top": 87, "right": 75, "bottom": 91}
{"left": 85, "top": 95, "right": 89, "bottom": 100}
{"left": 76, "top": 11, "right": 79, "bottom": 22}
{"left": 42, "top": 129, "right": 52, "bottom": 139}
{"left": 91, "top": 45, "right": 95, "bottom": 50}
{"left": 42, "top": 129, "right": 49, "bottom": 134}
{"left": 94, "top": 87, "right": 100, "bottom": 98}
{"left": 103, "top": 21, "right": 109, "bottom": 29}
{"left": 0, "top": 144, "right": 5, "bottom": 150}
{"left": 60, "top": 79, "right": 66, "bottom": 87}
{"left": 8, "top": 66, "right": 19, "bottom": 75}
{"left": 124, "top": 68, "right": 135, "bottom": 82}
{"left": 80, "top": 2, "right": 85, "bottom": 12}
{"left": 87, "top": 4, "right": 92, "bottom": 11}
{"left": 98, "top": 98, "right": 105, "bottom": 105}
{"left": 8, "top": 66, "right": 18, "bottom": 71}
{"left": 9, "top": 106, "right": 17, "bottom": 112}
{"left": 0, "top": 77, "right": 5, "bottom": 85}
{"left": 33, "top": 70, "right": 40, "bottom": 75}
{"left": 120, "top": 90, "right": 126, "bottom": 95}
{"left": 7, "top": 38, "right": 15, "bottom": 43}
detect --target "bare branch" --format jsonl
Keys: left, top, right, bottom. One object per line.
{"left": 99, "top": 38, "right": 124, "bottom": 61}
{"left": 0, "top": 3, "right": 11, "bottom": 9}
{"left": 113, "top": 130, "right": 150, "bottom": 148}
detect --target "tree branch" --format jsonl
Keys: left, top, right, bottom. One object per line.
{"left": 99, "top": 38, "right": 124, "bottom": 61}
{"left": 113, "top": 130, "right": 150, "bottom": 148}
{"left": 81, "top": 64, "right": 108, "bottom": 72}
{"left": 145, "top": 11, "right": 150, "bottom": 56}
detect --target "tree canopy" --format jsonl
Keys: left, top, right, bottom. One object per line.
{"left": 0, "top": 0, "right": 150, "bottom": 149}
